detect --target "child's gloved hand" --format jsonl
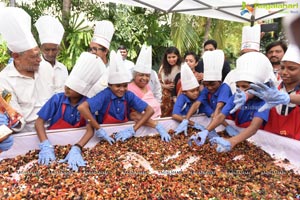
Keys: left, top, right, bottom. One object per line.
{"left": 188, "top": 130, "right": 209, "bottom": 146}
{"left": 249, "top": 79, "right": 290, "bottom": 112}
{"left": 207, "top": 129, "right": 219, "bottom": 140}
{"left": 59, "top": 145, "right": 86, "bottom": 172}
{"left": 225, "top": 125, "right": 239, "bottom": 136}
{"left": 0, "top": 135, "right": 13, "bottom": 151}
{"left": 209, "top": 137, "right": 232, "bottom": 152}
{"left": 38, "top": 139, "right": 56, "bottom": 165}
{"left": 230, "top": 88, "right": 247, "bottom": 114}
{"left": 155, "top": 123, "right": 171, "bottom": 142}
{"left": 115, "top": 126, "right": 135, "bottom": 142}
{"left": 175, "top": 119, "right": 189, "bottom": 136}
{"left": 95, "top": 128, "right": 115, "bottom": 145}
{"left": 192, "top": 122, "right": 205, "bottom": 131}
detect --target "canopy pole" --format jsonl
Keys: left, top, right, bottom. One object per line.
{"left": 250, "top": 15, "right": 255, "bottom": 27}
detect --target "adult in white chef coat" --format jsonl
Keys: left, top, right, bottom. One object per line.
{"left": 86, "top": 20, "right": 115, "bottom": 97}
{"left": 35, "top": 15, "right": 69, "bottom": 94}
{"left": 0, "top": 7, "right": 53, "bottom": 132}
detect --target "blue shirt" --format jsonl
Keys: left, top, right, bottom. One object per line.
{"left": 198, "top": 83, "right": 232, "bottom": 117}
{"left": 37, "top": 93, "right": 86, "bottom": 127}
{"left": 172, "top": 94, "right": 205, "bottom": 116}
{"left": 222, "top": 95, "right": 270, "bottom": 125}
{"left": 87, "top": 87, "right": 148, "bottom": 124}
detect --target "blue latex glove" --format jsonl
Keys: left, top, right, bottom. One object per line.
{"left": 249, "top": 79, "right": 290, "bottom": 112}
{"left": 95, "top": 128, "right": 115, "bottom": 145}
{"left": 225, "top": 125, "right": 239, "bottom": 136}
{"left": 207, "top": 129, "right": 219, "bottom": 140}
{"left": 175, "top": 119, "right": 189, "bottom": 136}
{"left": 192, "top": 122, "right": 205, "bottom": 131}
{"left": 115, "top": 126, "right": 135, "bottom": 142}
{"left": 155, "top": 123, "right": 171, "bottom": 142}
{"left": 0, "top": 135, "right": 13, "bottom": 151}
{"left": 0, "top": 113, "right": 8, "bottom": 126}
{"left": 38, "top": 140, "right": 56, "bottom": 165}
{"left": 59, "top": 146, "right": 86, "bottom": 172}
{"left": 188, "top": 130, "right": 209, "bottom": 146}
{"left": 209, "top": 137, "right": 232, "bottom": 152}
{"left": 229, "top": 88, "right": 247, "bottom": 114}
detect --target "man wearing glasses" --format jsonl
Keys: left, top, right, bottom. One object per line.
{"left": 0, "top": 7, "right": 53, "bottom": 132}
{"left": 86, "top": 20, "right": 115, "bottom": 97}
{"left": 88, "top": 20, "right": 115, "bottom": 67}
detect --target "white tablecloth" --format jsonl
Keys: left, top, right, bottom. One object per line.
{"left": 1, "top": 115, "right": 299, "bottom": 169}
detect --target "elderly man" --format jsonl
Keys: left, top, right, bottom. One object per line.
{"left": 0, "top": 7, "right": 52, "bottom": 132}
{"left": 35, "top": 15, "right": 68, "bottom": 93}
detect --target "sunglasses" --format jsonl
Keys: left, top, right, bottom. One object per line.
{"left": 88, "top": 46, "right": 106, "bottom": 52}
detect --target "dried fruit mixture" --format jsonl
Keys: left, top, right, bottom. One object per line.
{"left": 0, "top": 129, "right": 299, "bottom": 199}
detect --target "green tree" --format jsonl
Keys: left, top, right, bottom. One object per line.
{"left": 0, "top": 40, "right": 10, "bottom": 70}
{"left": 0, "top": 0, "right": 258, "bottom": 72}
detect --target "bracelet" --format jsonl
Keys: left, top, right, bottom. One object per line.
{"left": 74, "top": 143, "right": 83, "bottom": 151}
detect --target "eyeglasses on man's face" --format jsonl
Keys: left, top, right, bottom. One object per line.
{"left": 88, "top": 46, "right": 106, "bottom": 52}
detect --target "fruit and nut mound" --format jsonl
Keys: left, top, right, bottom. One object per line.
{"left": 1, "top": 129, "right": 299, "bottom": 199}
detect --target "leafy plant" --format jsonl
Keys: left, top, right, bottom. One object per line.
{"left": 0, "top": 0, "right": 265, "bottom": 72}
{"left": 59, "top": 13, "right": 92, "bottom": 71}
{"left": 0, "top": 41, "right": 10, "bottom": 71}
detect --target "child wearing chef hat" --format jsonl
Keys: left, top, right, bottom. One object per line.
{"left": 36, "top": 52, "right": 106, "bottom": 167}
{"left": 35, "top": 15, "right": 68, "bottom": 93}
{"left": 248, "top": 45, "right": 300, "bottom": 140}
{"left": 171, "top": 63, "right": 210, "bottom": 135}
{"left": 189, "top": 52, "right": 272, "bottom": 152}
{"left": 78, "top": 50, "right": 154, "bottom": 146}
{"left": 128, "top": 45, "right": 171, "bottom": 142}
{"left": 175, "top": 50, "right": 238, "bottom": 138}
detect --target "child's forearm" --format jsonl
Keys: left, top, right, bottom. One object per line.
{"left": 185, "top": 101, "right": 201, "bottom": 120}
{"left": 289, "top": 94, "right": 300, "bottom": 105}
{"left": 133, "top": 106, "right": 154, "bottom": 131}
{"left": 78, "top": 102, "right": 100, "bottom": 130}
{"left": 172, "top": 114, "right": 184, "bottom": 123}
{"left": 214, "top": 102, "right": 225, "bottom": 116}
{"left": 76, "top": 123, "right": 94, "bottom": 148}
{"left": 35, "top": 118, "right": 48, "bottom": 142}
{"left": 228, "top": 117, "right": 262, "bottom": 148}
{"left": 206, "top": 113, "right": 226, "bottom": 132}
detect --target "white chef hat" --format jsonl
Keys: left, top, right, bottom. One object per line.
{"left": 281, "top": 44, "right": 300, "bottom": 64}
{"left": 35, "top": 15, "right": 65, "bottom": 45}
{"left": 181, "top": 62, "right": 199, "bottom": 91}
{"left": 223, "top": 69, "right": 237, "bottom": 93}
{"left": 133, "top": 45, "right": 152, "bottom": 74}
{"left": 203, "top": 50, "right": 224, "bottom": 81}
{"left": 235, "top": 52, "right": 273, "bottom": 84}
{"left": 65, "top": 52, "right": 107, "bottom": 96}
{"left": 0, "top": 7, "right": 37, "bottom": 53}
{"left": 108, "top": 50, "right": 132, "bottom": 84}
{"left": 241, "top": 24, "right": 261, "bottom": 51}
{"left": 92, "top": 20, "right": 115, "bottom": 49}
